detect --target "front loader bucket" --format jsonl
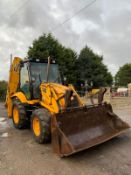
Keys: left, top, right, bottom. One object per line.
{"left": 51, "top": 103, "right": 130, "bottom": 157}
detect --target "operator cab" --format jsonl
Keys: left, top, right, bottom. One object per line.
{"left": 20, "top": 58, "right": 61, "bottom": 99}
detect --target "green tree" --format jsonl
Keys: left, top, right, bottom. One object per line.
{"left": 27, "top": 34, "right": 113, "bottom": 87}
{"left": 115, "top": 63, "right": 131, "bottom": 86}
{"left": 76, "top": 46, "right": 113, "bottom": 88}
{"left": 0, "top": 80, "right": 7, "bottom": 101}
{"left": 27, "top": 33, "right": 77, "bottom": 83}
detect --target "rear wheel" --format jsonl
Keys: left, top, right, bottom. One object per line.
{"left": 12, "top": 99, "right": 27, "bottom": 129}
{"left": 31, "top": 108, "right": 51, "bottom": 143}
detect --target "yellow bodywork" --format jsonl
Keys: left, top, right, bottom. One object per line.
{"left": 12, "top": 92, "right": 39, "bottom": 104}
{"left": 6, "top": 57, "right": 40, "bottom": 117}
{"left": 6, "top": 57, "right": 83, "bottom": 117}
{"left": 6, "top": 57, "right": 21, "bottom": 117}
{"left": 87, "top": 88, "right": 100, "bottom": 97}
{"left": 5, "top": 57, "right": 130, "bottom": 157}
{"left": 40, "top": 83, "right": 83, "bottom": 114}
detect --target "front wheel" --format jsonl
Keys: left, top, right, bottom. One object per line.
{"left": 12, "top": 99, "right": 27, "bottom": 129}
{"left": 31, "top": 108, "right": 51, "bottom": 143}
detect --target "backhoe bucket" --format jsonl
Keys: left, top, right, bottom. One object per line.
{"left": 52, "top": 103, "right": 130, "bottom": 157}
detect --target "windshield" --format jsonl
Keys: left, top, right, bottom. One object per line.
{"left": 30, "top": 62, "right": 61, "bottom": 83}
{"left": 30, "top": 62, "right": 61, "bottom": 99}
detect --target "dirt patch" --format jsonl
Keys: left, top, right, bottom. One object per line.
{"left": 0, "top": 101, "right": 130, "bottom": 175}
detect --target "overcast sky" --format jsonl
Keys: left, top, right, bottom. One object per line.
{"left": 0, "top": 0, "right": 131, "bottom": 80}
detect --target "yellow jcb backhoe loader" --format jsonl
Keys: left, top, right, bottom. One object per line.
{"left": 6, "top": 57, "right": 130, "bottom": 157}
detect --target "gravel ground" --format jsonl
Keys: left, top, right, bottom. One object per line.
{"left": 0, "top": 99, "right": 131, "bottom": 175}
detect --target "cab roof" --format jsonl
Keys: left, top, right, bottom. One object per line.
{"left": 22, "top": 58, "right": 57, "bottom": 64}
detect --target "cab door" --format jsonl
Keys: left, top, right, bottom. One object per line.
{"left": 20, "top": 63, "right": 31, "bottom": 99}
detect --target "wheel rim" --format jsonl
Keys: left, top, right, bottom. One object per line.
{"left": 13, "top": 106, "right": 19, "bottom": 124}
{"left": 33, "top": 116, "right": 41, "bottom": 136}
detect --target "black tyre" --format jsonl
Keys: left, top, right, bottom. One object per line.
{"left": 12, "top": 98, "right": 27, "bottom": 129}
{"left": 31, "top": 108, "right": 51, "bottom": 144}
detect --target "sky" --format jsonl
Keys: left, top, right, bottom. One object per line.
{"left": 0, "top": 0, "right": 131, "bottom": 80}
